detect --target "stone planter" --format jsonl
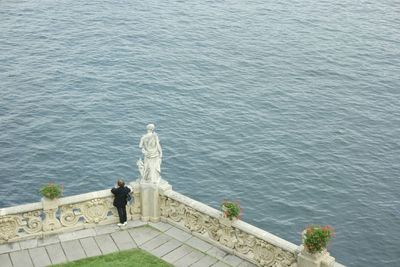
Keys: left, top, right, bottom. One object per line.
{"left": 41, "top": 197, "right": 61, "bottom": 231}
{"left": 41, "top": 197, "right": 59, "bottom": 210}
{"left": 219, "top": 215, "right": 236, "bottom": 227}
{"left": 298, "top": 245, "right": 335, "bottom": 267}
{"left": 298, "top": 230, "right": 335, "bottom": 267}
{"left": 220, "top": 204, "right": 238, "bottom": 227}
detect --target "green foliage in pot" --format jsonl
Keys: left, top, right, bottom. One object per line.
{"left": 221, "top": 200, "right": 241, "bottom": 220}
{"left": 303, "top": 225, "right": 335, "bottom": 254}
{"left": 39, "top": 183, "right": 63, "bottom": 200}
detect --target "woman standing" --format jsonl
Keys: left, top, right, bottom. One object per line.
{"left": 111, "top": 179, "right": 131, "bottom": 226}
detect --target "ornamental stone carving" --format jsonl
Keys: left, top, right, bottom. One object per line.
{"left": 159, "top": 195, "right": 297, "bottom": 267}
{"left": 42, "top": 208, "right": 61, "bottom": 232}
{"left": 273, "top": 247, "right": 297, "bottom": 267}
{"left": 22, "top": 211, "right": 43, "bottom": 234}
{"left": 204, "top": 216, "right": 221, "bottom": 241}
{"left": 184, "top": 207, "right": 205, "bottom": 233}
{"left": 81, "top": 198, "right": 109, "bottom": 223}
{"left": 0, "top": 185, "right": 302, "bottom": 267}
{"left": 60, "top": 205, "right": 80, "bottom": 227}
{"left": 254, "top": 241, "right": 277, "bottom": 266}
{"left": 218, "top": 225, "right": 237, "bottom": 249}
{"left": 234, "top": 229, "right": 256, "bottom": 254}
{"left": 130, "top": 190, "right": 141, "bottom": 215}
{"left": 41, "top": 197, "right": 61, "bottom": 232}
{"left": 160, "top": 196, "right": 186, "bottom": 222}
{"left": 0, "top": 217, "right": 19, "bottom": 241}
{"left": 160, "top": 196, "right": 169, "bottom": 217}
{"left": 254, "top": 240, "right": 296, "bottom": 267}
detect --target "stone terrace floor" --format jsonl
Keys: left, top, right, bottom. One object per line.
{"left": 0, "top": 221, "right": 257, "bottom": 267}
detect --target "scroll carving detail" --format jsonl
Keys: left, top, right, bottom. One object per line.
{"left": 0, "top": 217, "right": 19, "bottom": 241}
{"left": 159, "top": 195, "right": 296, "bottom": 267}
{"left": 22, "top": 211, "right": 42, "bottom": 234}
{"left": 81, "top": 198, "right": 109, "bottom": 223}
{"left": 60, "top": 205, "right": 80, "bottom": 227}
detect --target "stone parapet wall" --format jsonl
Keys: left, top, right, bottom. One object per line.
{"left": 0, "top": 183, "right": 344, "bottom": 267}
{"left": 160, "top": 188, "right": 298, "bottom": 267}
{"left": 0, "top": 189, "right": 139, "bottom": 243}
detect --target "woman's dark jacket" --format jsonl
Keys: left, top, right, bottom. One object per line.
{"left": 111, "top": 186, "right": 131, "bottom": 207}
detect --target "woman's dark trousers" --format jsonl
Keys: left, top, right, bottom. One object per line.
{"left": 117, "top": 206, "right": 127, "bottom": 223}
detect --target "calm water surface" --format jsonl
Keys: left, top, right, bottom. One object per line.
{"left": 1, "top": 0, "right": 399, "bottom": 266}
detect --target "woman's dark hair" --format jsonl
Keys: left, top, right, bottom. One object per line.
{"left": 117, "top": 179, "right": 125, "bottom": 188}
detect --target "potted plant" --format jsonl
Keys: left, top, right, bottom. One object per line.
{"left": 298, "top": 225, "right": 336, "bottom": 267}
{"left": 39, "top": 182, "right": 63, "bottom": 231}
{"left": 39, "top": 183, "right": 63, "bottom": 200}
{"left": 40, "top": 182, "right": 63, "bottom": 210}
{"left": 221, "top": 200, "right": 241, "bottom": 220}
{"left": 302, "top": 225, "right": 335, "bottom": 254}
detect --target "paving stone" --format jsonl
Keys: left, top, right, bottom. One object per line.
{"left": 223, "top": 254, "right": 243, "bottom": 266}
{"left": 94, "top": 234, "right": 119, "bottom": 254}
{"left": 0, "top": 254, "right": 13, "bottom": 267}
{"left": 165, "top": 227, "right": 192, "bottom": 242}
{"left": 190, "top": 255, "right": 218, "bottom": 267}
{"left": 29, "top": 247, "right": 51, "bottom": 267}
{"left": 19, "top": 239, "right": 38, "bottom": 250}
{"left": 149, "top": 221, "right": 172, "bottom": 232}
{"left": 126, "top": 220, "right": 147, "bottom": 229}
{"left": 128, "top": 226, "right": 161, "bottom": 246}
{"left": 61, "top": 239, "right": 86, "bottom": 261}
{"left": 151, "top": 238, "right": 182, "bottom": 257}
{"left": 80, "top": 237, "right": 102, "bottom": 257}
{"left": 9, "top": 250, "right": 33, "bottom": 267}
{"left": 37, "top": 234, "right": 60, "bottom": 247}
{"left": 161, "top": 244, "right": 194, "bottom": 264}
{"left": 185, "top": 236, "right": 213, "bottom": 252}
{"left": 206, "top": 246, "right": 227, "bottom": 260}
{"left": 58, "top": 228, "right": 96, "bottom": 242}
{"left": 237, "top": 260, "right": 258, "bottom": 267}
{"left": 141, "top": 233, "right": 171, "bottom": 251}
{"left": 212, "top": 261, "right": 231, "bottom": 267}
{"left": 0, "top": 242, "right": 20, "bottom": 254}
{"left": 111, "top": 230, "right": 137, "bottom": 250}
{"left": 173, "top": 250, "right": 205, "bottom": 267}
{"left": 45, "top": 243, "right": 67, "bottom": 264}
{"left": 95, "top": 224, "right": 120, "bottom": 235}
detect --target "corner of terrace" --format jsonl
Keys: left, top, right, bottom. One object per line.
{"left": 0, "top": 125, "right": 345, "bottom": 267}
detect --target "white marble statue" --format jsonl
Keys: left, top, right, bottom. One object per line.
{"left": 137, "top": 124, "right": 162, "bottom": 183}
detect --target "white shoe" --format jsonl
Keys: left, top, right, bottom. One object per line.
{"left": 117, "top": 223, "right": 123, "bottom": 226}
{"left": 123, "top": 221, "right": 127, "bottom": 226}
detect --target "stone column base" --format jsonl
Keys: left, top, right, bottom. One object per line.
{"left": 139, "top": 182, "right": 160, "bottom": 222}
{"left": 297, "top": 246, "right": 335, "bottom": 267}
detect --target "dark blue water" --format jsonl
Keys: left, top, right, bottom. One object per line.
{"left": 1, "top": 0, "right": 399, "bottom": 266}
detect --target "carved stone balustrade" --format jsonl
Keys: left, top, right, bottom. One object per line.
{"left": 0, "top": 182, "right": 344, "bottom": 267}
{"left": 0, "top": 188, "right": 138, "bottom": 244}
{"left": 159, "top": 188, "right": 298, "bottom": 267}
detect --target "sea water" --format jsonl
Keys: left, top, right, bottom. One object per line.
{"left": 1, "top": 0, "right": 399, "bottom": 266}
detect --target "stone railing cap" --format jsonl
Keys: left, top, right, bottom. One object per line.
{"left": 163, "top": 189, "right": 298, "bottom": 253}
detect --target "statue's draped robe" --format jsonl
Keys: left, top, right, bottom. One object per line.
{"left": 140, "top": 133, "right": 161, "bottom": 182}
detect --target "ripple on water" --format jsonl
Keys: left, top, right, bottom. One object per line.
{"left": 1, "top": 0, "right": 400, "bottom": 266}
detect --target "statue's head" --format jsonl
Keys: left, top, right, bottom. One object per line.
{"left": 146, "top": 124, "right": 155, "bottom": 132}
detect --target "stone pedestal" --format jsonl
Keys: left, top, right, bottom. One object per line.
{"left": 41, "top": 197, "right": 61, "bottom": 231}
{"left": 140, "top": 183, "right": 160, "bottom": 222}
{"left": 297, "top": 246, "right": 335, "bottom": 267}
{"left": 219, "top": 216, "right": 235, "bottom": 227}
{"left": 137, "top": 179, "right": 172, "bottom": 222}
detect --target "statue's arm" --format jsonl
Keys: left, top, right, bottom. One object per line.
{"left": 156, "top": 135, "right": 162, "bottom": 158}
{"left": 139, "top": 137, "right": 143, "bottom": 148}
